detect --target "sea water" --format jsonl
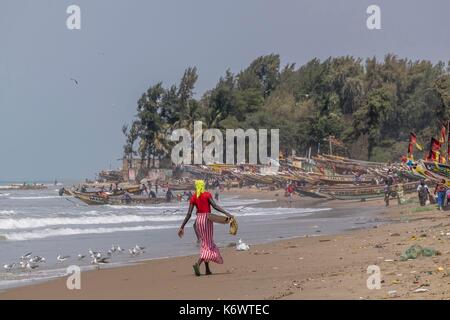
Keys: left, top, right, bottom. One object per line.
{"left": 0, "top": 184, "right": 381, "bottom": 289}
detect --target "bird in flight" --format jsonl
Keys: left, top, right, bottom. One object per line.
{"left": 70, "top": 78, "right": 79, "bottom": 85}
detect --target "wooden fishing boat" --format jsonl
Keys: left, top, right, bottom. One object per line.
{"left": 320, "top": 181, "right": 419, "bottom": 201}
{"left": 313, "top": 155, "right": 386, "bottom": 174}
{"left": 107, "top": 196, "right": 167, "bottom": 206}
{"left": 69, "top": 186, "right": 141, "bottom": 197}
{"left": 295, "top": 187, "right": 333, "bottom": 199}
{"left": 422, "top": 161, "right": 450, "bottom": 180}
{"left": 167, "top": 183, "right": 194, "bottom": 191}
{"left": 317, "top": 174, "right": 374, "bottom": 185}
{"left": 63, "top": 188, "right": 74, "bottom": 196}
{"left": 74, "top": 193, "right": 167, "bottom": 206}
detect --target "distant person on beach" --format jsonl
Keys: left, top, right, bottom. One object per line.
{"left": 417, "top": 179, "right": 429, "bottom": 206}
{"left": 384, "top": 172, "right": 394, "bottom": 207}
{"left": 178, "top": 180, "right": 234, "bottom": 276}
{"left": 149, "top": 190, "right": 156, "bottom": 198}
{"left": 147, "top": 182, "right": 152, "bottom": 193}
{"left": 165, "top": 188, "right": 174, "bottom": 202}
{"left": 214, "top": 186, "right": 220, "bottom": 201}
{"left": 434, "top": 179, "right": 447, "bottom": 211}
{"left": 122, "top": 192, "right": 132, "bottom": 204}
{"left": 140, "top": 183, "right": 148, "bottom": 195}
{"left": 286, "top": 183, "right": 294, "bottom": 205}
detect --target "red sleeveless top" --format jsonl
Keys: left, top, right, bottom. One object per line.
{"left": 190, "top": 192, "right": 212, "bottom": 213}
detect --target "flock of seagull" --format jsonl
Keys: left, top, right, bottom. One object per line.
{"left": 3, "top": 244, "right": 146, "bottom": 272}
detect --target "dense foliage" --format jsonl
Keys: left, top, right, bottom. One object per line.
{"left": 123, "top": 54, "right": 450, "bottom": 166}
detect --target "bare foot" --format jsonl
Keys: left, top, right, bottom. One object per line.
{"left": 193, "top": 263, "right": 201, "bottom": 276}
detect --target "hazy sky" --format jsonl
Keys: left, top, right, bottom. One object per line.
{"left": 1, "top": 0, "right": 449, "bottom": 181}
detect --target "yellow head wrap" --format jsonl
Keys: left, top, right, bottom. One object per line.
{"left": 195, "top": 180, "right": 205, "bottom": 198}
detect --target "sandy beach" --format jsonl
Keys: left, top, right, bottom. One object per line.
{"left": 2, "top": 187, "right": 450, "bottom": 300}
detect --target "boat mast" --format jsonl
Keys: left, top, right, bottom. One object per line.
{"left": 329, "top": 135, "right": 333, "bottom": 156}
{"left": 447, "top": 120, "right": 449, "bottom": 164}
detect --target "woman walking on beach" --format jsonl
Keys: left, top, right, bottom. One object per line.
{"left": 178, "top": 180, "right": 234, "bottom": 276}
{"left": 434, "top": 179, "right": 447, "bottom": 211}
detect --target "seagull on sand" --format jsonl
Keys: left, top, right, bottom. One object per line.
{"left": 3, "top": 263, "right": 16, "bottom": 271}
{"left": 29, "top": 256, "right": 46, "bottom": 263}
{"left": 20, "top": 252, "right": 32, "bottom": 260}
{"left": 91, "top": 257, "right": 110, "bottom": 265}
{"left": 77, "top": 254, "right": 86, "bottom": 260}
{"left": 57, "top": 254, "right": 70, "bottom": 262}
{"left": 26, "top": 262, "right": 39, "bottom": 271}
{"left": 88, "top": 249, "right": 101, "bottom": 258}
{"left": 135, "top": 244, "right": 145, "bottom": 251}
{"left": 111, "top": 245, "right": 117, "bottom": 253}
{"left": 116, "top": 246, "right": 124, "bottom": 253}
{"left": 129, "top": 248, "right": 140, "bottom": 256}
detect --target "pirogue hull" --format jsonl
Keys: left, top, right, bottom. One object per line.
{"left": 322, "top": 181, "right": 419, "bottom": 200}
{"left": 74, "top": 193, "right": 167, "bottom": 206}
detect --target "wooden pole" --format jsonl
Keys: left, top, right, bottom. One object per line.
{"left": 445, "top": 120, "right": 450, "bottom": 164}
{"left": 329, "top": 135, "right": 333, "bottom": 156}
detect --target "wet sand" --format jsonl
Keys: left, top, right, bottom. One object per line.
{"left": 2, "top": 188, "right": 450, "bottom": 299}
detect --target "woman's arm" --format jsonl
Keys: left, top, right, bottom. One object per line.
{"left": 209, "top": 197, "right": 234, "bottom": 219}
{"left": 178, "top": 203, "right": 194, "bottom": 238}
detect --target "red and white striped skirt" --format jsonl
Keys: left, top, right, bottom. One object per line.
{"left": 195, "top": 212, "right": 223, "bottom": 264}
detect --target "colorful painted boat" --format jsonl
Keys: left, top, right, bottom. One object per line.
{"left": 74, "top": 192, "right": 167, "bottom": 206}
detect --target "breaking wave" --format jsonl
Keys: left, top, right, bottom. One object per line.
{"left": 2, "top": 224, "right": 178, "bottom": 241}
{"left": 8, "top": 196, "right": 61, "bottom": 200}
{"left": 0, "top": 215, "right": 184, "bottom": 229}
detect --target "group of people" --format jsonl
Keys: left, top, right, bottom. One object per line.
{"left": 139, "top": 183, "right": 157, "bottom": 198}
{"left": 384, "top": 169, "right": 449, "bottom": 211}
{"left": 417, "top": 178, "right": 448, "bottom": 211}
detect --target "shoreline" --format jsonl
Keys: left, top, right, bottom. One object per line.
{"left": 3, "top": 188, "right": 450, "bottom": 299}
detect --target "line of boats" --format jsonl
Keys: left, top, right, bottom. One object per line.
{"left": 61, "top": 154, "right": 450, "bottom": 205}
{"left": 182, "top": 155, "right": 446, "bottom": 201}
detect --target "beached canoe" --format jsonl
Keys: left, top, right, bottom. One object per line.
{"left": 74, "top": 193, "right": 167, "bottom": 206}
{"left": 320, "top": 181, "right": 419, "bottom": 201}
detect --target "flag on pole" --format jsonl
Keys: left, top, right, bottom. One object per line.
{"left": 426, "top": 137, "right": 441, "bottom": 161}
{"left": 409, "top": 132, "right": 423, "bottom": 151}
{"left": 440, "top": 124, "right": 446, "bottom": 144}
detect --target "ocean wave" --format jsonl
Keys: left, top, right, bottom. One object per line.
{"left": 8, "top": 196, "right": 61, "bottom": 200}
{"left": 0, "top": 210, "right": 15, "bottom": 215}
{"left": 237, "top": 207, "right": 332, "bottom": 216}
{"left": 106, "top": 204, "right": 184, "bottom": 210}
{"left": 0, "top": 214, "right": 184, "bottom": 229}
{"left": 3, "top": 224, "right": 177, "bottom": 241}
{"left": 0, "top": 193, "right": 10, "bottom": 197}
